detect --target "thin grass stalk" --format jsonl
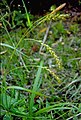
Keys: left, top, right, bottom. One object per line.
{"left": 22, "top": 0, "right": 32, "bottom": 28}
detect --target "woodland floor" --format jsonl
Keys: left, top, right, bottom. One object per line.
{"left": 0, "top": 3, "right": 81, "bottom": 120}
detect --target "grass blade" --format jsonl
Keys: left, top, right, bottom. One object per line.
{"left": 29, "top": 61, "right": 43, "bottom": 119}
{"left": 6, "top": 86, "right": 45, "bottom": 97}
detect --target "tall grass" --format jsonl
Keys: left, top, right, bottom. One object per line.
{"left": 22, "top": 0, "right": 32, "bottom": 28}
{"left": 0, "top": 1, "right": 81, "bottom": 120}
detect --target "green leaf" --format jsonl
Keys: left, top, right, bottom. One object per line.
{"left": 7, "top": 86, "right": 45, "bottom": 97}
{"left": 29, "top": 61, "right": 43, "bottom": 119}
{"left": 3, "top": 114, "right": 12, "bottom": 120}
{"left": 35, "top": 103, "right": 74, "bottom": 115}
{"left": 0, "top": 93, "right": 15, "bottom": 109}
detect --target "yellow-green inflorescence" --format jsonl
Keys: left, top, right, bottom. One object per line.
{"left": 41, "top": 43, "right": 63, "bottom": 83}
{"left": 42, "top": 43, "right": 62, "bottom": 69}
{"left": 47, "top": 13, "right": 69, "bottom": 21}
{"left": 46, "top": 67, "right": 61, "bottom": 83}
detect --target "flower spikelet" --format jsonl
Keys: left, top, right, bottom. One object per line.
{"left": 42, "top": 43, "right": 62, "bottom": 69}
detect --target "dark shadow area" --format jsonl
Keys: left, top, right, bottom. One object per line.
{"left": 1, "top": 0, "right": 81, "bottom": 15}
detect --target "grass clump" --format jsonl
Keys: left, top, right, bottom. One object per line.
{"left": 0, "top": 2, "right": 81, "bottom": 120}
